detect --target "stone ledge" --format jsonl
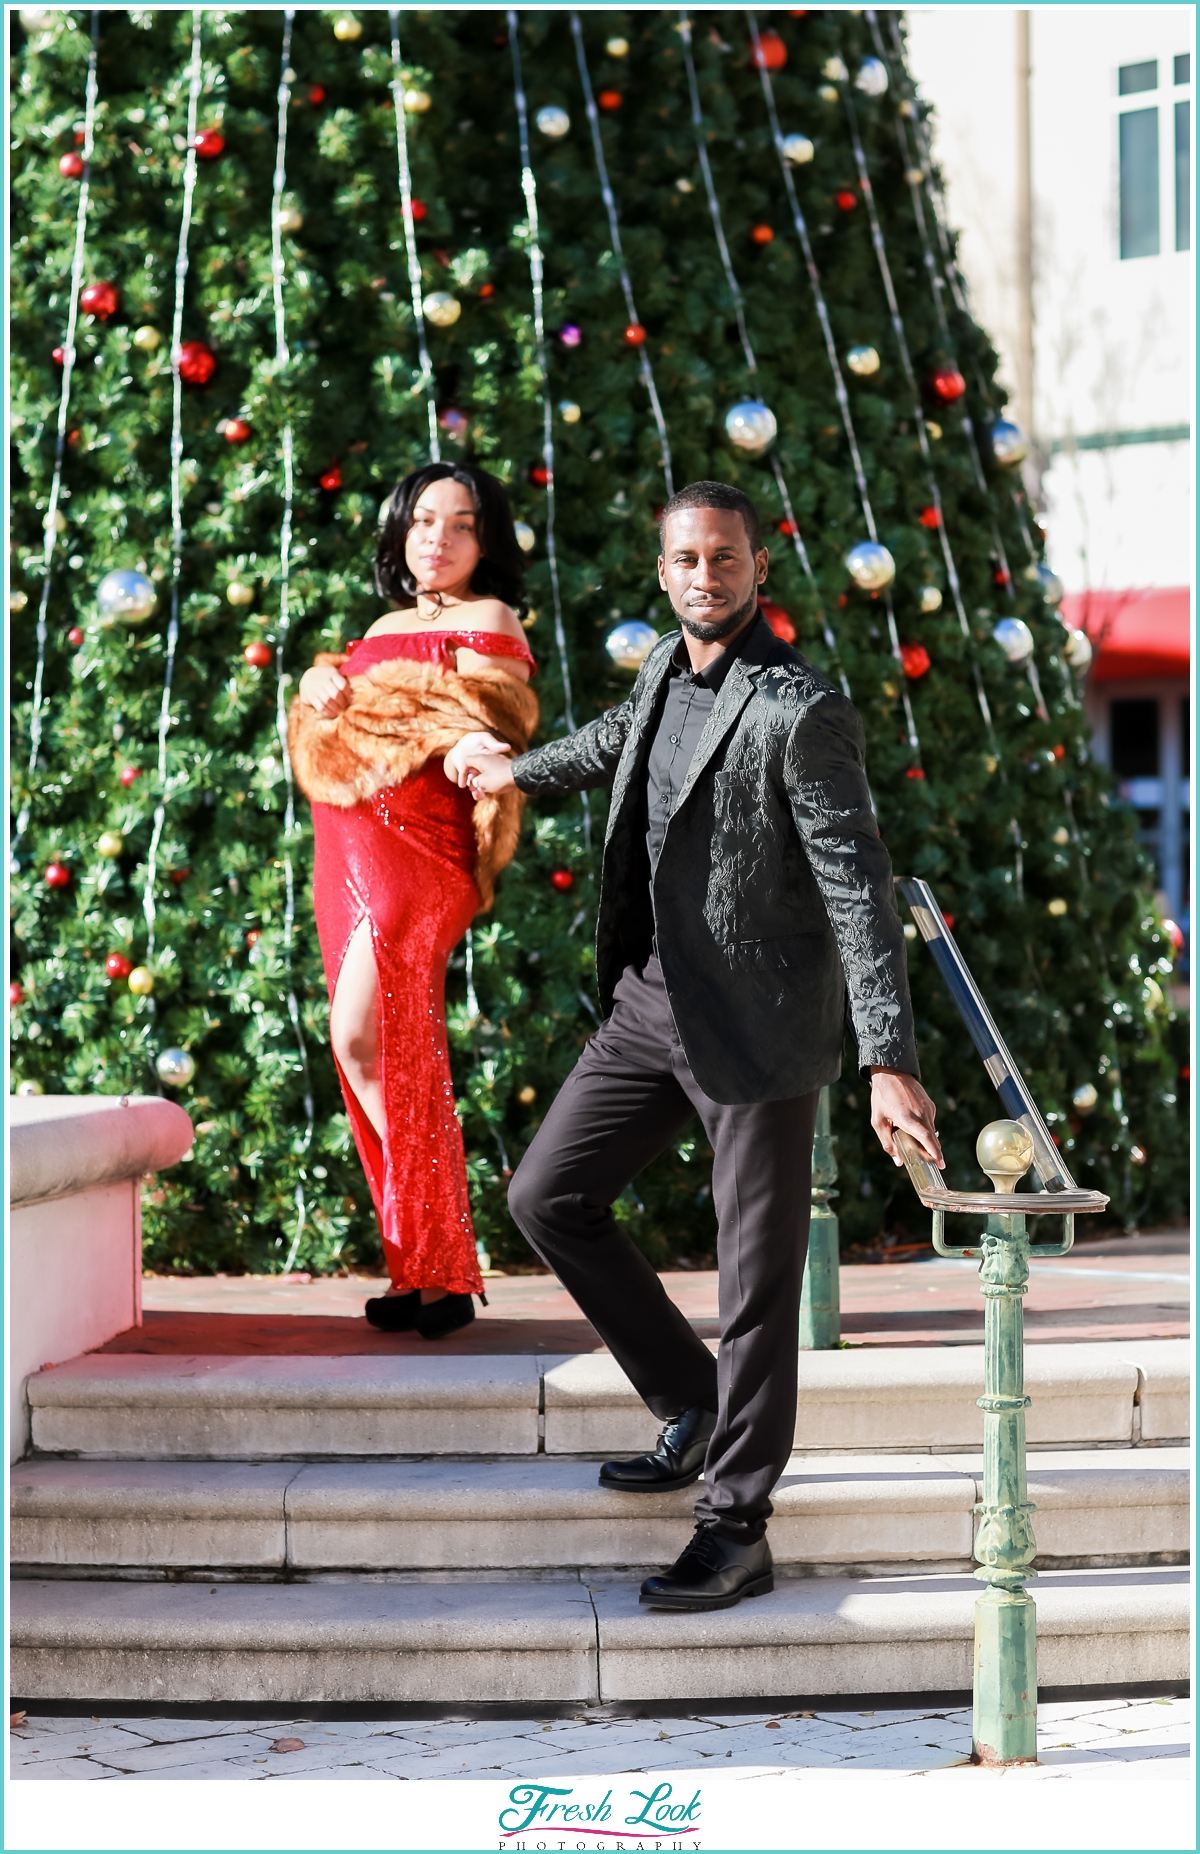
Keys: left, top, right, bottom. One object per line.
{"left": 9, "top": 1095, "right": 193, "bottom": 1210}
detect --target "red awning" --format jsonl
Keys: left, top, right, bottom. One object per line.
{"left": 1061, "top": 586, "right": 1191, "bottom": 683}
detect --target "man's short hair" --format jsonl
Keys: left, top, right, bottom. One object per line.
{"left": 658, "top": 480, "right": 763, "bottom": 554}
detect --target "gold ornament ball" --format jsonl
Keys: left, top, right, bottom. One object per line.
{"left": 97, "top": 830, "right": 124, "bottom": 859}
{"left": 1047, "top": 897, "right": 1068, "bottom": 917}
{"left": 984, "top": 754, "right": 999, "bottom": 774}
{"left": 781, "top": 133, "right": 815, "bottom": 166}
{"left": 1053, "top": 826, "right": 1070, "bottom": 845}
{"left": 818, "top": 84, "right": 839, "bottom": 103}
{"left": 919, "top": 586, "right": 943, "bottom": 613}
{"left": 846, "top": 344, "right": 881, "bottom": 377}
{"left": 513, "top": 521, "right": 536, "bottom": 554}
{"left": 16, "top": 1079, "right": 45, "bottom": 1096}
{"left": 127, "top": 966, "right": 155, "bottom": 997}
{"left": 332, "top": 12, "right": 362, "bottom": 41}
{"left": 822, "top": 55, "right": 848, "bottom": 81}
{"left": 11, "top": 590, "right": 28, "bottom": 612}
{"left": 605, "top": 36, "right": 629, "bottom": 56}
{"left": 1130, "top": 1143, "right": 1147, "bottom": 1166}
{"left": 133, "top": 326, "right": 161, "bottom": 351}
{"left": 226, "top": 581, "right": 255, "bottom": 607}
{"left": 926, "top": 420, "right": 943, "bottom": 440}
{"left": 422, "top": 291, "right": 461, "bottom": 328}
{"left": 276, "top": 207, "right": 304, "bottom": 233}
{"left": 518, "top": 1084, "right": 537, "bottom": 1105}
{"left": 976, "top": 1119, "right": 1034, "bottom": 1191}
{"left": 403, "top": 87, "right": 432, "bottom": 114}
{"left": 558, "top": 400, "right": 581, "bottom": 424}
{"left": 904, "top": 166, "right": 925, "bottom": 186}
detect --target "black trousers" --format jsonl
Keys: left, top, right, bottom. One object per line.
{"left": 508, "top": 954, "right": 818, "bottom": 1542}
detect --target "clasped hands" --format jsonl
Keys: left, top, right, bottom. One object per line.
{"left": 444, "top": 732, "right": 518, "bottom": 798}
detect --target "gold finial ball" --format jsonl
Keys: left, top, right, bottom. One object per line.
{"left": 976, "top": 1119, "right": 1034, "bottom": 1189}
{"left": 332, "top": 13, "right": 362, "bottom": 41}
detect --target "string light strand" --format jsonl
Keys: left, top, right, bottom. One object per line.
{"left": 388, "top": 9, "right": 440, "bottom": 463}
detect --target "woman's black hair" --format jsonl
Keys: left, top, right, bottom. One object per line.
{"left": 375, "top": 462, "right": 528, "bottom": 613}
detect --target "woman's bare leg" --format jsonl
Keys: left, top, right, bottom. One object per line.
{"left": 329, "top": 917, "right": 446, "bottom": 1304}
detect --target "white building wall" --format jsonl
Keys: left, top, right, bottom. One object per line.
{"left": 906, "top": 5, "right": 1193, "bottom": 596}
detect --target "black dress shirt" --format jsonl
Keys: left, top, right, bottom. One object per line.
{"left": 645, "top": 617, "right": 758, "bottom": 874}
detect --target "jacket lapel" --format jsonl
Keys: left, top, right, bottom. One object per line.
{"left": 607, "top": 635, "right": 677, "bottom": 820}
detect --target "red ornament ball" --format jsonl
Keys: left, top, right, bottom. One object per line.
{"left": 931, "top": 368, "right": 966, "bottom": 402}
{"left": 1053, "top": 743, "right": 1066, "bottom": 760}
{"left": 9, "top": 982, "right": 24, "bottom": 1007}
{"left": 119, "top": 766, "right": 140, "bottom": 787}
{"left": 44, "top": 862, "right": 70, "bottom": 889}
{"left": 918, "top": 506, "right": 940, "bottom": 529}
{"left": 192, "top": 128, "right": 225, "bottom": 158}
{"left": 81, "top": 281, "right": 119, "bottom": 320}
{"left": 176, "top": 340, "right": 216, "bottom": 385}
{"left": 169, "top": 868, "right": 190, "bottom": 886}
{"left": 105, "top": 953, "right": 132, "bottom": 981}
{"left": 750, "top": 224, "right": 775, "bottom": 245}
{"left": 528, "top": 462, "right": 550, "bottom": 487}
{"left": 246, "top": 929, "right": 262, "bottom": 947}
{"left": 752, "top": 29, "right": 788, "bottom": 70}
{"left": 319, "top": 463, "right": 343, "bottom": 491}
{"left": 67, "top": 627, "right": 84, "bottom": 648}
{"left": 777, "top": 519, "right": 799, "bottom": 538}
{"left": 992, "top": 565, "right": 1011, "bottom": 587}
{"left": 222, "top": 418, "right": 251, "bottom": 444}
{"left": 550, "top": 868, "right": 574, "bottom": 892}
{"left": 52, "top": 346, "right": 66, "bottom": 366}
{"left": 598, "top": 89, "right": 623, "bottom": 111}
{"left": 244, "top": 642, "right": 273, "bottom": 669}
{"left": 410, "top": 199, "right": 428, "bottom": 222}
{"left": 67, "top": 428, "right": 81, "bottom": 448}
{"left": 478, "top": 282, "right": 496, "bottom": 299}
{"left": 941, "top": 912, "right": 955, "bottom": 930}
{"left": 905, "top": 767, "right": 926, "bottom": 781}
{"left": 58, "top": 151, "right": 84, "bottom": 179}
{"left": 307, "top": 84, "right": 326, "bottom": 105}
{"left": 834, "top": 190, "right": 858, "bottom": 212}
{"left": 623, "top": 322, "right": 647, "bottom": 346}
{"left": 900, "top": 642, "right": 931, "bottom": 679}
{"left": 759, "top": 598, "right": 796, "bottom": 644}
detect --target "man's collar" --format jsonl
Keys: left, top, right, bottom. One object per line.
{"left": 669, "top": 609, "right": 765, "bottom": 690}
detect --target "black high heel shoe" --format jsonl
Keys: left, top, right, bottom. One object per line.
{"left": 415, "top": 1292, "right": 479, "bottom": 1341}
{"left": 364, "top": 1290, "right": 421, "bottom": 1332}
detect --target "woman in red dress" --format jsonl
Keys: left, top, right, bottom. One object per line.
{"left": 290, "top": 465, "right": 537, "bottom": 1339}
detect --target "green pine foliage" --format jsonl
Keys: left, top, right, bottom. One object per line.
{"left": 10, "top": 8, "right": 1186, "bottom": 1278}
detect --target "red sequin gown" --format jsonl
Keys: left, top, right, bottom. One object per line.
{"left": 309, "top": 628, "right": 535, "bottom": 1295}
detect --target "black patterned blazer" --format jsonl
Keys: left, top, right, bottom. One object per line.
{"left": 512, "top": 615, "right": 919, "bottom": 1104}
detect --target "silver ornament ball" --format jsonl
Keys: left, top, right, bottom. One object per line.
{"left": 993, "top": 616, "right": 1035, "bottom": 666}
{"left": 1064, "top": 627, "right": 1093, "bottom": 672}
{"left": 536, "top": 106, "right": 570, "bottom": 139}
{"left": 845, "top": 540, "right": 896, "bottom": 591}
{"left": 855, "top": 56, "right": 889, "bottom": 97}
{"left": 1026, "top": 561, "right": 1065, "bottom": 606}
{"left": 989, "top": 419, "right": 1028, "bottom": 468}
{"left": 16, "top": 1079, "right": 45, "bottom": 1096}
{"left": 97, "top": 569, "right": 157, "bottom": 624}
{"left": 846, "top": 344, "right": 881, "bottom": 377}
{"left": 513, "top": 521, "right": 536, "bottom": 554}
{"left": 822, "top": 55, "right": 848, "bottom": 82}
{"left": 1072, "top": 1082, "right": 1099, "bottom": 1116}
{"left": 605, "top": 621, "right": 658, "bottom": 672}
{"left": 781, "top": 133, "right": 815, "bottom": 165}
{"left": 156, "top": 1047, "right": 196, "bottom": 1087}
{"left": 919, "top": 585, "right": 943, "bottom": 613}
{"left": 724, "top": 399, "right": 777, "bottom": 457}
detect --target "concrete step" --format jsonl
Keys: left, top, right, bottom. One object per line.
{"left": 24, "top": 1339, "right": 1190, "bottom": 1460}
{"left": 11, "top": 1450, "right": 1189, "bottom": 1575}
{"left": 10, "top": 1566, "right": 1188, "bottom": 1706}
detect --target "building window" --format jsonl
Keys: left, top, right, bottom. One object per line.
{"left": 1119, "top": 59, "right": 1158, "bottom": 95}
{"left": 1175, "top": 53, "right": 1191, "bottom": 85}
{"left": 1111, "top": 699, "right": 1160, "bottom": 777}
{"left": 1177, "top": 100, "right": 1191, "bottom": 251}
{"left": 1119, "top": 107, "right": 1161, "bottom": 257}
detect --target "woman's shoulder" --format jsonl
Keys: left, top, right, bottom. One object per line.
{"left": 452, "top": 597, "right": 525, "bottom": 640}
{"left": 363, "top": 609, "right": 420, "bottom": 638}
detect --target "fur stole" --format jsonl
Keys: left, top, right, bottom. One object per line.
{"left": 289, "top": 652, "right": 538, "bottom": 911}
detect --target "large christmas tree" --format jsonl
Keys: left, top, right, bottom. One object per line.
{"left": 10, "top": 6, "right": 1187, "bottom": 1277}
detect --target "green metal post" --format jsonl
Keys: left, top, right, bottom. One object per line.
{"left": 972, "top": 1208, "right": 1038, "bottom": 1766}
{"left": 800, "top": 1086, "right": 840, "bottom": 1349}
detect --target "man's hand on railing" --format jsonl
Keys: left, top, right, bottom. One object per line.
{"left": 869, "top": 1066, "right": 944, "bottom": 1168}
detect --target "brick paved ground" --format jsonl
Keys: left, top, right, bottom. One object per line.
{"left": 9, "top": 1695, "right": 1190, "bottom": 1781}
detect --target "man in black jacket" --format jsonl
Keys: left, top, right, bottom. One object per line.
{"left": 445, "top": 480, "right": 941, "bottom": 1611}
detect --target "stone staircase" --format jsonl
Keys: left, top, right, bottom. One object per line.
{"left": 10, "top": 1339, "right": 1190, "bottom": 1707}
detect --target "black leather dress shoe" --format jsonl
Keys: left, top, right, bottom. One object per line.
{"left": 364, "top": 1291, "right": 420, "bottom": 1332}
{"left": 598, "top": 1405, "right": 717, "bottom": 1493}
{"left": 640, "top": 1523, "right": 774, "bottom": 1611}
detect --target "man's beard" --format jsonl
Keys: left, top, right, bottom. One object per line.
{"left": 675, "top": 590, "right": 759, "bottom": 644}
